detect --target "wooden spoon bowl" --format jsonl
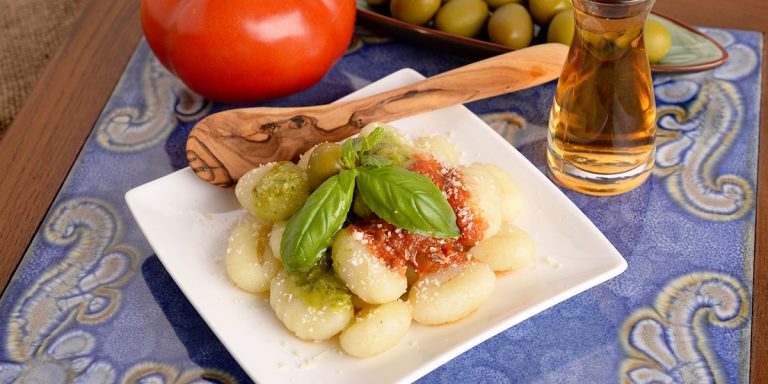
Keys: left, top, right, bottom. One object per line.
{"left": 186, "top": 43, "right": 569, "bottom": 187}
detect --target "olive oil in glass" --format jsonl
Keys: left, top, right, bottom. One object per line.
{"left": 547, "top": 0, "right": 656, "bottom": 195}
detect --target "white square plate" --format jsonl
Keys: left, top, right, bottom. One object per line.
{"left": 126, "top": 69, "right": 627, "bottom": 384}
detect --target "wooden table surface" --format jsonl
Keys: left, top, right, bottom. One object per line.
{"left": 0, "top": 0, "right": 765, "bottom": 380}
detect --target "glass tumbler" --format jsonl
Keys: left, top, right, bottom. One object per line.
{"left": 546, "top": 0, "right": 657, "bottom": 195}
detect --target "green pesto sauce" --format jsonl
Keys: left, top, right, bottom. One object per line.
{"left": 290, "top": 260, "right": 352, "bottom": 311}
{"left": 252, "top": 162, "right": 309, "bottom": 221}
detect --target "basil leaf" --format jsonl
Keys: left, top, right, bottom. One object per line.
{"left": 357, "top": 166, "right": 460, "bottom": 238}
{"left": 281, "top": 169, "right": 357, "bottom": 272}
{"left": 359, "top": 126, "right": 384, "bottom": 153}
{"left": 340, "top": 126, "right": 385, "bottom": 169}
{"left": 351, "top": 137, "right": 363, "bottom": 153}
{"left": 361, "top": 154, "right": 392, "bottom": 168}
{"left": 340, "top": 140, "right": 356, "bottom": 169}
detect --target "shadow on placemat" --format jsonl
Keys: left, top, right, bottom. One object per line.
{"left": 142, "top": 255, "right": 252, "bottom": 383}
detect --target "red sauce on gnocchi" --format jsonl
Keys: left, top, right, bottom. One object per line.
{"left": 409, "top": 155, "right": 487, "bottom": 246}
{"left": 352, "top": 156, "right": 487, "bottom": 275}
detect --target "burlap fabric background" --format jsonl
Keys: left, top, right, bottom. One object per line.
{"left": 0, "top": 0, "right": 88, "bottom": 140}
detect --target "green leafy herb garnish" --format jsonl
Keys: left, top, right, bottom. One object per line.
{"left": 281, "top": 126, "right": 459, "bottom": 272}
{"left": 357, "top": 165, "right": 460, "bottom": 238}
{"left": 360, "top": 154, "right": 392, "bottom": 168}
{"left": 340, "top": 139, "right": 357, "bottom": 169}
{"left": 340, "top": 126, "right": 386, "bottom": 169}
{"left": 281, "top": 169, "right": 357, "bottom": 273}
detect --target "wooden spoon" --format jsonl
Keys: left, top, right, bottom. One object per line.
{"left": 186, "top": 43, "right": 568, "bottom": 187}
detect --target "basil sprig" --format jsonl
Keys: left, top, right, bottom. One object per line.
{"left": 340, "top": 126, "right": 385, "bottom": 169}
{"left": 280, "top": 126, "right": 460, "bottom": 272}
{"left": 357, "top": 165, "right": 460, "bottom": 238}
{"left": 281, "top": 169, "right": 357, "bottom": 273}
{"left": 361, "top": 154, "right": 392, "bottom": 168}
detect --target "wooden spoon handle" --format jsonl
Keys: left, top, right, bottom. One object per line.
{"left": 338, "top": 43, "right": 568, "bottom": 125}
{"left": 187, "top": 43, "right": 568, "bottom": 187}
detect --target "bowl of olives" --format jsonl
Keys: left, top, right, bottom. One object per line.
{"left": 357, "top": 0, "right": 728, "bottom": 73}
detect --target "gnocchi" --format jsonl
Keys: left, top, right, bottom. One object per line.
{"left": 235, "top": 161, "right": 308, "bottom": 221}
{"left": 414, "top": 135, "right": 461, "bottom": 167}
{"left": 339, "top": 300, "right": 412, "bottom": 358}
{"left": 268, "top": 220, "right": 286, "bottom": 261}
{"left": 470, "top": 223, "right": 535, "bottom": 272}
{"left": 297, "top": 144, "right": 317, "bottom": 170}
{"left": 471, "top": 163, "right": 524, "bottom": 222}
{"left": 235, "top": 165, "right": 273, "bottom": 218}
{"left": 332, "top": 227, "right": 407, "bottom": 305}
{"left": 360, "top": 123, "right": 417, "bottom": 165}
{"left": 409, "top": 261, "right": 496, "bottom": 325}
{"left": 269, "top": 270, "right": 354, "bottom": 341}
{"left": 223, "top": 123, "right": 536, "bottom": 357}
{"left": 458, "top": 163, "right": 503, "bottom": 240}
{"left": 225, "top": 217, "right": 280, "bottom": 293}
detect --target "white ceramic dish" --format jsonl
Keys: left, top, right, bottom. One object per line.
{"left": 125, "top": 69, "right": 627, "bottom": 384}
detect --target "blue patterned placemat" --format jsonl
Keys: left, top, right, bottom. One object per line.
{"left": 0, "top": 26, "right": 761, "bottom": 383}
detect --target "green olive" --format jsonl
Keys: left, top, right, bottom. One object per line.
{"left": 644, "top": 19, "right": 672, "bottom": 64}
{"left": 528, "top": 0, "right": 571, "bottom": 26}
{"left": 488, "top": 3, "right": 533, "bottom": 49}
{"left": 306, "top": 143, "right": 344, "bottom": 190}
{"left": 252, "top": 162, "right": 309, "bottom": 221}
{"left": 352, "top": 193, "right": 373, "bottom": 219}
{"left": 435, "top": 0, "right": 489, "bottom": 37}
{"left": 483, "top": 0, "right": 525, "bottom": 10}
{"left": 390, "top": 0, "right": 442, "bottom": 26}
{"left": 547, "top": 9, "right": 574, "bottom": 45}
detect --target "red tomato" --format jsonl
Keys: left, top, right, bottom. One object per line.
{"left": 141, "top": 0, "right": 356, "bottom": 104}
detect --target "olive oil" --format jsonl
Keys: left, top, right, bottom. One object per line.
{"left": 547, "top": 0, "right": 656, "bottom": 195}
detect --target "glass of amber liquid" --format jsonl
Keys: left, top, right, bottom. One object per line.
{"left": 547, "top": 0, "right": 656, "bottom": 195}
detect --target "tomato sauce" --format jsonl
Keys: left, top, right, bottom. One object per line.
{"left": 408, "top": 155, "right": 447, "bottom": 190}
{"left": 408, "top": 155, "right": 487, "bottom": 246}
{"left": 352, "top": 155, "right": 487, "bottom": 275}
{"left": 352, "top": 218, "right": 470, "bottom": 275}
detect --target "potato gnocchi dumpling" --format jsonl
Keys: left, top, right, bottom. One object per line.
{"left": 332, "top": 227, "right": 407, "bottom": 304}
{"left": 458, "top": 164, "right": 503, "bottom": 240}
{"left": 414, "top": 135, "right": 461, "bottom": 167}
{"left": 470, "top": 223, "right": 535, "bottom": 272}
{"left": 339, "top": 300, "right": 412, "bottom": 358}
{"left": 409, "top": 261, "right": 496, "bottom": 325}
{"left": 297, "top": 144, "right": 317, "bottom": 170}
{"left": 269, "top": 270, "right": 353, "bottom": 341}
{"left": 235, "top": 165, "right": 273, "bottom": 218}
{"left": 472, "top": 163, "right": 524, "bottom": 222}
{"left": 268, "top": 220, "right": 286, "bottom": 261}
{"left": 226, "top": 217, "right": 280, "bottom": 293}
{"left": 360, "top": 123, "right": 417, "bottom": 165}
{"left": 235, "top": 162, "right": 308, "bottom": 221}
